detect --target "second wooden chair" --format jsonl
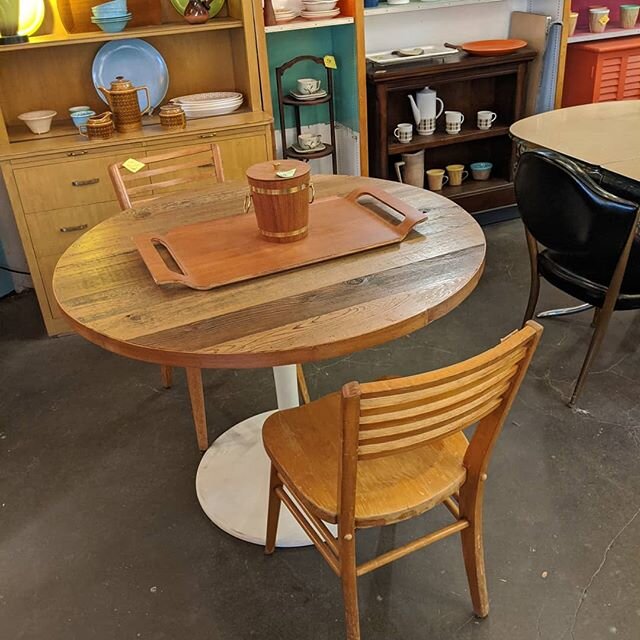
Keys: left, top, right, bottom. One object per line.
{"left": 108, "top": 144, "right": 312, "bottom": 450}
{"left": 262, "top": 322, "right": 542, "bottom": 640}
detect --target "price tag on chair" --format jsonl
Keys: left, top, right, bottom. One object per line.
{"left": 122, "top": 158, "right": 146, "bottom": 173}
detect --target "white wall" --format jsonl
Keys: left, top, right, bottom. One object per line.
{"left": 365, "top": 0, "right": 529, "bottom": 53}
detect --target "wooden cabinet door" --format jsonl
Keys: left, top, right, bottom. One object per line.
{"left": 214, "top": 133, "right": 270, "bottom": 180}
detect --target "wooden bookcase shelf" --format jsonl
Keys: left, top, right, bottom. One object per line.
{"left": 367, "top": 49, "right": 535, "bottom": 214}
{"left": 0, "top": 18, "right": 243, "bottom": 52}
{"left": 0, "top": 0, "right": 274, "bottom": 336}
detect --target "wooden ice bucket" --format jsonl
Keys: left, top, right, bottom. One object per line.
{"left": 245, "top": 160, "right": 313, "bottom": 243}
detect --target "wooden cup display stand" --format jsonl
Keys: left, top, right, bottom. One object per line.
{"left": 134, "top": 186, "right": 428, "bottom": 290}
{"left": 245, "top": 160, "right": 312, "bottom": 243}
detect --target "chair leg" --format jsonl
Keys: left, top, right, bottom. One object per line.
{"left": 186, "top": 367, "right": 208, "bottom": 452}
{"left": 460, "top": 522, "right": 490, "bottom": 618}
{"left": 522, "top": 273, "right": 540, "bottom": 325}
{"left": 160, "top": 365, "right": 173, "bottom": 389}
{"left": 569, "top": 304, "right": 613, "bottom": 407}
{"left": 591, "top": 307, "right": 601, "bottom": 328}
{"left": 296, "top": 364, "right": 311, "bottom": 404}
{"left": 265, "top": 464, "right": 282, "bottom": 555}
{"left": 341, "top": 538, "right": 361, "bottom": 640}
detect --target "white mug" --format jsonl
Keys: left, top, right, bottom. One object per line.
{"left": 297, "top": 78, "right": 321, "bottom": 94}
{"left": 393, "top": 123, "right": 413, "bottom": 144}
{"left": 445, "top": 111, "right": 464, "bottom": 135}
{"left": 477, "top": 110, "right": 497, "bottom": 130}
{"left": 417, "top": 117, "right": 436, "bottom": 136}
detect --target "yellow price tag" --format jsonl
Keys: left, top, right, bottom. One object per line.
{"left": 122, "top": 158, "right": 146, "bottom": 173}
{"left": 324, "top": 55, "right": 337, "bottom": 70}
{"left": 598, "top": 15, "right": 609, "bottom": 26}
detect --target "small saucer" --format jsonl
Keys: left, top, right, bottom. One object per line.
{"left": 291, "top": 143, "right": 326, "bottom": 154}
{"left": 290, "top": 90, "right": 328, "bottom": 101}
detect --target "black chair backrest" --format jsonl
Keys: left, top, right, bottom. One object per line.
{"left": 515, "top": 150, "right": 638, "bottom": 260}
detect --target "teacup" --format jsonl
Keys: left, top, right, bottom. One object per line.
{"left": 393, "top": 123, "right": 413, "bottom": 144}
{"left": 477, "top": 110, "right": 497, "bottom": 130}
{"left": 297, "top": 78, "right": 321, "bottom": 95}
{"left": 426, "top": 168, "right": 448, "bottom": 191}
{"left": 298, "top": 132, "right": 322, "bottom": 150}
{"left": 70, "top": 109, "right": 96, "bottom": 129}
{"left": 445, "top": 111, "right": 464, "bottom": 135}
{"left": 446, "top": 164, "right": 469, "bottom": 186}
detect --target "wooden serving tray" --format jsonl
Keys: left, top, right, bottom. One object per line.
{"left": 134, "top": 186, "right": 427, "bottom": 290}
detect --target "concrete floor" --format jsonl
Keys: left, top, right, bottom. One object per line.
{"left": 1, "top": 218, "right": 639, "bottom": 640}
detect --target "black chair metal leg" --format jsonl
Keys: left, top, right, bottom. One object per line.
{"left": 569, "top": 305, "right": 614, "bottom": 407}
{"left": 523, "top": 274, "right": 540, "bottom": 325}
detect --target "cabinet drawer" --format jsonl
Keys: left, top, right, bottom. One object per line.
{"left": 26, "top": 202, "right": 121, "bottom": 259}
{"left": 14, "top": 155, "right": 124, "bottom": 213}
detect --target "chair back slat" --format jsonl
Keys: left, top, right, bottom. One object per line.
{"left": 360, "top": 349, "right": 525, "bottom": 420}
{"left": 108, "top": 143, "right": 225, "bottom": 210}
{"left": 352, "top": 324, "right": 541, "bottom": 460}
{"left": 359, "top": 379, "right": 513, "bottom": 442}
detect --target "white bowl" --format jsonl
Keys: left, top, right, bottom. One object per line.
{"left": 303, "top": 0, "right": 338, "bottom": 8}
{"left": 18, "top": 110, "right": 57, "bottom": 134}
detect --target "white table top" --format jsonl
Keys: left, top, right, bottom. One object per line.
{"left": 510, "top": 101, "right": 640, "bottom": 183}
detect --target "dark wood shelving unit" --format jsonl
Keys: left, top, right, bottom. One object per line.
{"left": 276, "top": 55, "right": 338, "bottom": 173}
{"left": 367, "top": 48, "right": 536, "bottom": 214}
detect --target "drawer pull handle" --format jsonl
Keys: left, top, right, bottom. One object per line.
{"left": 59, "top": 224, "right": 88, "bottom": 233}
{"left": 67, "top": 150, "right": 88, "bottom": 157}
{"left": 72, "top": 178, "right": 99, "bottom": 187}
{"left": 199, "top": 133, "right": 217, "bottom": 138}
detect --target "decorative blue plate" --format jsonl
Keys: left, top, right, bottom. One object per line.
{"left": 92, "top": 39, "right": 169, "bottom": 111}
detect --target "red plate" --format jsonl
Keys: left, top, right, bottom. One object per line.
{"left": 460, "top": 39, "right": 528, "bottom": 56}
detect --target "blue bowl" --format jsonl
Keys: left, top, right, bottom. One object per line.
{"left": 91, "top": 16, "right": 131, "bottom": 31}
{"left": 70, "top": 110, "right": 96, "bottom": 128}
{"left": 470, "top": 162, "right": 493, "bottom": 181}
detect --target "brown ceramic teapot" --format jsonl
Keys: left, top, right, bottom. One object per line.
{"left": 97, "top": 76, "right": 151, "bottom": 133}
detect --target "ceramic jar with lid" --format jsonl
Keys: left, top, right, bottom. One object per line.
{"left": 159, "top": 104, "right": 186, "bottom": 129}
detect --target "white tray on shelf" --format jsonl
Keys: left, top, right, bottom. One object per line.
{"left": 366, "top": 44, "right": 458, "bottom": 66}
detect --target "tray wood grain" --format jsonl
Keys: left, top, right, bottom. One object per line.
{"left": 134, "top": 186, "right": 427, "bottom": 290}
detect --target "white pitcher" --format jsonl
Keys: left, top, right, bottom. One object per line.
{"left": 408, "top": 86, "right": 444, "bottom": 126}
{"left": 394, "top": 149, "right": 425, "bottom": 189}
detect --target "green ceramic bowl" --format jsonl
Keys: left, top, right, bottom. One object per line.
{"left": 170, "top": 0, "right": 226, "bottom": 19}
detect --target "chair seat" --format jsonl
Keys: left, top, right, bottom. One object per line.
{"left": 263, "top": 393, "right": 468, "bottom": 528}
{"left": 539, "top": 248, "right": 640, "bottom": 311}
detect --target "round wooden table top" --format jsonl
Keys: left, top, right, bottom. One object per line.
{"left": 510, "top": 101, "right": 640, "bottom": 183}
{"left": 53, "top": 175, "right": 486, "bottom": 369}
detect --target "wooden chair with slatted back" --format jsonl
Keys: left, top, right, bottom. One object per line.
{"left": 108, "top": 144, "right": 312, "bottom": 451}
{"left": 262, "top": 321, "right": 543, "bottom": 640}
{"left": 107, "top": 144, "right": 226, "bottom": 450}
{"left": 109, "top": 143, "right": 226, "bottom": 209}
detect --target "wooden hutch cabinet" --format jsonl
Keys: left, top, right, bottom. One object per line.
{"left": 0, "top": 0, "right": 273, "bottom": 335}
{"left": 366, "top": 49, "right": 535, "bottom": 214}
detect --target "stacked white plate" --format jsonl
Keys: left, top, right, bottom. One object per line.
{"left": 274, "top": 8, "right": 298, "bottom": 22}
{"left": 170, "top": 92, "right": 243, "bottom": 119}
{"left": 301, "top": 0, "right": 340, "bottom": 19}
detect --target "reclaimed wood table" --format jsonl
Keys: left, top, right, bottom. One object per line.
{"left": 53, "top": 175, "right": 486, "bottom": 547}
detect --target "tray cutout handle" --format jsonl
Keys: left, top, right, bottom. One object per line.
{"left": 346, "top": 186, "right": 427, "bottom": 238}
{"left": 134, "top": 233, "right": 191, "bottom": 286}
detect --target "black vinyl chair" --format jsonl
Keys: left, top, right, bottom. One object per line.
{"left": 514, "top": 149, "right": 640, "bottom": 406}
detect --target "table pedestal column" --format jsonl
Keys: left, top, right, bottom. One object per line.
{"left": 195, "top": 365, "right": 316, "bottom": 547}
